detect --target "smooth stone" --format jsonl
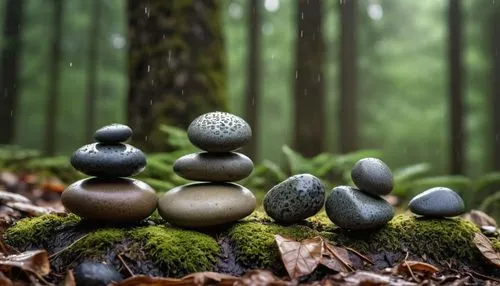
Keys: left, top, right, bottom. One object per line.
{"left": 351, "top": 158, "right": 393, "bottom": 196}
{"left": 94, "top": 124, "right": 133, "bottom": 143}
{"left": 173, "top": 152, "right": 253, "bottom": 182}
{"left": 71, "top": 143, "right": 146, "bottom": 177}
{"left": 325, "top": 185, "right": 394, "bottom": 230}
{"left": 73, "top": 262, "right": 123, "bottom": 286}
{"left": 187, "top": 112, "right": 252, "bottom": 152}
{"left": 408, "top": 187, "right": 465, "bottom": 217}
{"left": 158, "top": 182, "right": 256, "bottom": 228}
{"left": 263, "top": 174, "right": 325, "bottom": 223}
{"left": 61, "top": 178, "right": 157, "bottom": 222}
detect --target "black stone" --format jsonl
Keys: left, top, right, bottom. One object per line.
{"left": 408, "top": 187, "right": 465, "bottom": 217}
{"left": 94, "top": 124, "right": 132, "bottom": 143}
{"left": 73, "top": 262, "right": 123, "bottom": 286}
{"left": 351, "top": 158, "right": 393, "bottom": 196}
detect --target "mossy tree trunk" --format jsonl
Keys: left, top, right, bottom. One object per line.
{"left": 126, "top": 0, "right": 227, "bottom": 152}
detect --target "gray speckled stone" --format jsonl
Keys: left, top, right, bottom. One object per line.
{"left": 71, "top": 143, "right": 146, "bottom": 177}
{"left": 409, "top": 187, "right": 465, "bottom": 217}
{"left": 351, "top": 158, "right": 393, "bottom": 196}
{"left": 325, "top": 185, "right": 394, "bottom": 229}
{"left": 174, "top": 152, "right": 253, "bottom": 182}
{"left": 94, "top": 124, "right": 132, "bottom": 143}
{"left": 263, "top": 174, "right": 325, "bottom": 223}
{"left": 73, "top": 262, "right": 123, "bottom": 286}
{"left": 187, "top": 112, "right": 252, "bottom": 152}
{"left": 61, "top": 178, "right": 157, "bottom": 222}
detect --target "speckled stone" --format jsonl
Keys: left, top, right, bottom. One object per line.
{"left": 351, "top": 158, "right": 393, "bottom": 196}
{"left": 325, "top": 185, "right": 394, "bottom": 229}
{"left": 408, "top": 187, "right": 465, "bottom": 217}
{"left": 157, "top": 182, "right": 256, "bottom": 228}
{"left": 71, "top": 143, "right": 146, "bottom": 177}
{"left": 187, "top": 112, "right": 252, "bottom": 152}
{"left": 94, "top": 124, "right": 133, "bottom": 143}
{"left": 263, "top": 174, "right": 325, "bottom": 223}
{"left": 61, "top": 178, "right": 157, "bottom": 222}
{"left": 73, "top": 262, "right": 123, "bottom": 286}
{"left": 173, "top": 152, "right": 253, "bottom": 182}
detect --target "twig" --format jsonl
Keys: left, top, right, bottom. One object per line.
{"left": 117, "top": 253, "right": 135, "bottom": 277}
{"left": 324, "top": 243, "right": 354, "bottom": 272}
{"left": 345, "top": 247, "right": 374, "bottom": 265}
{"left": 403, "top": 252, "right": 420, "bottom": 283}
{"left": 49, "top": 233, "right": 90, "bottom": 259}
{"left": 469, "top": 270, "right": 500, "bottom": 283}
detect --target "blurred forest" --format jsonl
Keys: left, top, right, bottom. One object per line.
{"left": 0, "top": 0, "right": 498, "bottom": 179}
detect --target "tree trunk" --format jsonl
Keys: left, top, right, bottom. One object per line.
{"left": 0, "top": 0, "right": 24, "bottom": 145}
{"left": 339, "top": 0, "right": 358, "bottom": 154}
{"left": 243, "top": 0, "right": 261, "bottom": 161}
{"left": 84, "top": 0, "right": 101, "bottom": 142}
{"left": 43, "top": 0, "right": 63, "bottom": 155}
{"left": 293, "top": 0, "right": 325, "bottom": 157}
{"left": 491, "top": 2, "right": 500, "bottom": 171}
{"left": 448, "top": 0, "right": 465, "bottom": 174}
{"left": 126, "top": 0, "right": 227, "bottom": 152}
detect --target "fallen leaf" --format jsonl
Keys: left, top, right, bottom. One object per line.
{"left": 397, "top": 261, "right": 439, "bottom": 274}
{"left": 343, "top": 271, "right": 418, "bottom": 286}
{"left": 275, "top": 234, "right": 324, "bottom": 279}
{"left": 463, "top": 210, "right": 497, "bottom": 227}
{"left": 473, "top": 232, "right": 500, "bottom": 267}
{"left": 0, "top": 250, "right": 50, "bottom": 277}
{"left": 64, "top": 270, "right": 76, "bottom": 286}
{"left": 236, "top": 270, "right": 290, "bottom": 286}
{"left": 320, "top": 244, "right": 353, "bottom": 272}
{"left": 0, "top": 272, "right": 12, "bottom": 286}
{"left": 110, "top": 272, "right": 239, "bottom": 286}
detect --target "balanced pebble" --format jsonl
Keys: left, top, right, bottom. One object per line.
{"left": 173, "top": 152, "right": 253, "bottom": 182}
{"left": 408, "top": 187, "right": 465, "bottom": 217}
{"left": 325, "top": 186, "right": 394, "bottom": 229}
{"left": 351, "top": 158, "right": 393, "bottom": 196}
{"left": 94, "top": 124, "right": 132, "bottom": 143}
{"left": 263, "top": 174, "right": 325, "bottom": 223}
{"left": 187, "top": 112, "right": 252, "bottom": 152}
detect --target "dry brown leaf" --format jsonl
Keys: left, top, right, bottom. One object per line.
{"left": 0, "top": 272, "right": 12, "bottom": 286}
{"left": 323, "top": 243, "right": 353, "bottom": 272}
{"left": 275, "top": 234, "right": 324, "bottom": 279}
{"left": 0, "top": 250, "right": 50, "bottom": 276}
{"left": 63, "top": 270, "right": 76, "bottom": 286}
{"left": 236, "top": 270, "right": 290, "bottom": 286}
{"left": 343, "top": 271, "right": 417, "bottom": 286}
{"left": 473, "top": 232, "right": 500, "bottom": 267}
{"left": 463, "top": 210, "right": 497, "bottom": 227}
{"left": 397, "top": 261, "right": 439, "bottom": 274}
{"left": 110, "top": 272, "right": 239, "bottom": 286}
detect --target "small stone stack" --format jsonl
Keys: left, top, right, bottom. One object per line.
{"left": 158, "top": 112, "right": 257, "bottom": 228}
{"left": 408, "top": 187, "right": 465, "bottom": 217}
{"left": 325, "top": 158, "right": 395, "bottom": 229}
{"left": 61, "top": 124, "right": 157, "bottom": 223}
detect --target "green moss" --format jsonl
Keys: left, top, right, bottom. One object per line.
{"left": 492, "top": 238, "right": 500, "bottom": 252}
{"left": 129, "top": 225, "right": 219, "bottom": 276}
{"left": 5, "top": 213, "right": 80, "bottom": 246}
{"left": 67, "top": 228, "right": 125, "bottom": 257}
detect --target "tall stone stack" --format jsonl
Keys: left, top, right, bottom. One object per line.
{"left": 158, "top": 112, "right": 257, "bottom": 228}
{"left": 61, "top": 124, "right": 157, "bottom": 223}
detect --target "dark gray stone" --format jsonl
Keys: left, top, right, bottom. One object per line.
{"left": 73, "top": 262, "right": 123, "bottom": 286}
{"left": 71, "top": 143, "right": 146, "bottom": 177}
{"left": 93, "top": 124, "right": 132, "bottom": 143}
{"left": 173, "top": 152, "right": 253, "bottom": 182}
{"left": 325, "top": 185, "right": 394, "bottom": 229}
{"left": 263, "top": 174, "right": 325, "bottom": 223}
{"left": 351, "top": 158, "right": 393, "bottom": 196}
{"left": 187, "top": 112, "right": 252, "bottom": 152}
{"left": 408, "top": 187, "right": 465, "bottom": 217}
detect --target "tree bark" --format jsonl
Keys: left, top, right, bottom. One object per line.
{"left": 448, "top": 0, "right": 465, "bottom": 174}
{"left": 339, "top": 0, "right": 358, "bottom": 154}
{"left": 43, "top": 0, "right": 63, "bottom": 155}
{"left": 126, "top": 0, "right": 227, "bottom": 152}
{"left": 243, "top": 0, "right": 261, "bottom": 160}
{"left": 0, "top": 0, "right": 24, "bottom": 145}
{"left": 491, "top": 2, "right": 500, "bottom": 170}
{"left": 293, "top": 0, "right": 325, "bottom": 157}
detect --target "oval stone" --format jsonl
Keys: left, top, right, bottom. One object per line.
{"left": 173, "top": 152, "right": 253, "bottom": 182}
{"left": 71, "top": 143, "right": 146, "bottom": 177}
{"left": 351, "top": 158, "right": 393, "bottom": 196}
{"left": 61, "top": 178, "right": 157, "bottom": 222}
{"left": 94, "top": 124, "right": 133, "bottom": 143}
{"left": 263, "top": 174, "right": 325, "bottom": 223}
{"left": 73, "top": 262, "right": 123, "bottom": 286}
{"left": 408, "top": 187, "right": 465, "bottom": 217}
{"left": 158, "top": 182, "right": 256, "bottom": 228}
{"left": 187, "top": 112, "right": 252, "bottom": 152}
{"left": 325, "top": 185, "right": 394, "bottom": 229}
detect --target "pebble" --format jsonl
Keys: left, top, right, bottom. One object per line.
{"left": 94, "top": 124, "right": 133, "bottom": 143}
{"left": 325, "top": 186, "right": 394, "bottom": 229}
{"left": 71, "top": 143, "right": 146, "bottom": 177}
{"left": 351, "top": 158, "right": 393, "bottom": 196}
{"left": 263, "top": 174, "right": 325, "bottom": 223}
{"left": 73, "top": 262, "right": 123, "bottom": 286}
{"left": 157, "top": 182, "right": 256, "bottom": 228}
{"left": 61, "top": 178, "right": 157, "bottom": 222}
{"left": 173, "top": 152, "right": 253, "bottom": 182}
{"left": 187, "top": 112, "right": 252, "bottom": 152}
{"left": 408, "top": 187, "right": 465, "bottom": 217}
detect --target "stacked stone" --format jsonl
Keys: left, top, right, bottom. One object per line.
{"left": 61, "top": 124, "right": 157, "bottom": 223}
{"left": 158, "top": 112, "right": 257, "bottom": 228}
{"left": 325, "top": 158, "right": 395, "bottom": 230}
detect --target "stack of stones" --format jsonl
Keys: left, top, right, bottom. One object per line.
{"left": 408, "top": 187, "right": 465, "bottom": 217}
{"left": 61, "top": 124, "right": 157, "bottom": 223}
{"left": 158, "top": 112, "right": 257, "bottom": 228}
{"left": 325, "top": 158, "right": 395, "bottom": 229}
